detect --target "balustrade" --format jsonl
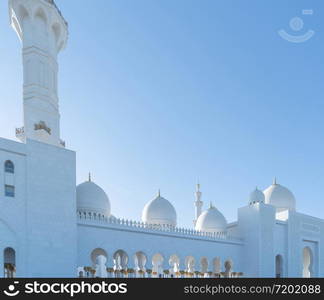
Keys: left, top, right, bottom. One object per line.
{"left": 77, "top": 210, "right": 242, "bottom": 242}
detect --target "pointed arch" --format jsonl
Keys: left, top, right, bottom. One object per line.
{"left": 18, "top": 4, "right": 29, "bottom": 20}
{"left": 184, "top": 256, "right": 195, "bottom": 274}
{"left": 302, "top": 247, "right": 313, "bottom": 278}
{"left": 10, "top": 4, "right": 29, "bottom": 41}
{"left": 224, "top": 259, "right": 233, "bottom": 278}
{"left": 34, "top": 6, "right": 48, "bottom": 25}
{"left": 134, "top": 251, "right": 147, "bottom": 272}
{"left": 90, "top": 248, "right": 107, "bottom": 265}
{"left": 4, "top": 247, "right": 16, "bottom": 278}
{"left": 4, "top": 160, "right": 14, "bottom": 174}
{"left": 200, "top": 257, "right": 208, "bottom": 275}
{"left": 213, "top": 257, "right": 221, "bottom": 275}
{"left": 113, "top": 249, "right": 129, "bottom": 275}
{"left": 168, "top": 254, "right": 180, "bottom": 277}
{"left": 52, "top": 23, "right": 61, "bottom": 43}
{"left": 152, "top": 253, "right": 164, "bottom": 277}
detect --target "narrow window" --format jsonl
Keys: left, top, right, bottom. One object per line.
{"left": 303, "top": 247, "right": 313, "bottom": 278}
{"left": 5, "top": 161, "right": 14, "bottom": 174}
{"left": 275, "top": 255, "right": 283, "bottom": 278}
{"left": 4, "top": 248, "right": 16, "bottom": 278}
{"left": 5, "top": 185, "right": 15, "bottom": 198}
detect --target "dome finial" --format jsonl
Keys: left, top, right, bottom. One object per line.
{"left": 158, "top": 189, "right": 161, "bottom": 197}
{"left": 88, "top": 172, "right": 92, "bottom": 182}
{"left": 273, "top": 177, "right": 277, "bottom": 185}
{"left": 209, "top": 202, "right": 214, "bottom": 209}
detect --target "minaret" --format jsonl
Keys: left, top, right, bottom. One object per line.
{"left": 9, "top": 0, "right": 68, "bottom": 147}
{"left": 193, "top": 182, "right": 203, "bottom": 226}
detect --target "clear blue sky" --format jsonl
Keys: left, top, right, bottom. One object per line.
{"left": 1, "top": 0, "right": 324, "bottom": 227}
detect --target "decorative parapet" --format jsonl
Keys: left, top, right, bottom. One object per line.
{"left": 59, "top": 139, "right": 66, "bottom": 148}
{"left": 15, "top": 126, "right": 24, "bottom": 136}
{"left": 15, "top": 126, "right": 25, "bottom": 142}
{"left": 77, "top": 211, "right": 243, "bottom": 243}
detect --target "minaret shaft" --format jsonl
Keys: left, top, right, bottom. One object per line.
{"left": 9, "top": 0, "right": 68, "bottom": 147}
{"left": 193, "top": 183, "right": 203, "bottom": 226}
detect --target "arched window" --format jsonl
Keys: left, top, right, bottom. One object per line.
{"left": 5, "top": 160, "right": 14, "bottom": 174}
{"left": 4, "top": 248, "right": 16, "bottom": 278}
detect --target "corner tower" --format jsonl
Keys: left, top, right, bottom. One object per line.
{"left": 7, "top": 0, "right": 76, "bottom": 277}
{"left": 9, "top": 0, "right": 68, "bottom": 147}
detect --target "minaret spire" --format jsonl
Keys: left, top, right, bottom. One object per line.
{"left": 196, "top": 182, "right": 202, "bottom": 201}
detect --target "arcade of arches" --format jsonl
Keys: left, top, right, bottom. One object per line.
{"left": 78, "top": 248, "right": 241, "bottom": 278}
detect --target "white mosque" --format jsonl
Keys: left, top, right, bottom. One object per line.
{"left": 1, "top": 0, "right": 324, "bottom": 278}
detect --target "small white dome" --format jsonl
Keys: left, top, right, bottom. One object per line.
{"left": 249, "top": 188, "right": 265, "bottom": 205}
{"left": 195, "top": 204, "right": 227, "bottom": 233}
{"left": 142, "top": 192, "right": 177, "bottom": 227}
{"left": 77, "top": 180, "right": 111, "bottom": 217}
{"left": 263, "top": 180, "right": 296, "bottom": 212}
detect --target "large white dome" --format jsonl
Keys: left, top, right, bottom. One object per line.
{"left": 142, "top": 192, "right": 177, "bottom": 227}
{"left": 76, "top": 180, "right": 111, "bottom": 217}
{"left": 195, "top": 204, "right": 227, "bottom": 233}
{"left": 263, "top": 180, "right": 296, "bottom": 212}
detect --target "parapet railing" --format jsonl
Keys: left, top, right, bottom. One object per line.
{"left": 77, "top": 211, "right": 243, "bottom": 243}
{"left": 15, "top": 127, "right": 25, "bottom": 139}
